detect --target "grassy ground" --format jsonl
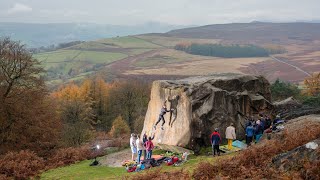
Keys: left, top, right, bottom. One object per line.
{"left": 35, "top": 50, "right": 127, "bottom": 65}
{"left": 70, "top": 41, "right": 119, "bottom": 50}
{"left": 41, "top": 160, "right": 126, "bottom": 180}
{"left": 136, "top": 35, "right": 221, "bottom": 48}
{"left": 97, "top": 36, "right": 161, "bottom": 49}
{"left": 40, "top": 147, "right": 234, "bottom": 180}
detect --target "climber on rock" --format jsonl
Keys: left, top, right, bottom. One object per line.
{"left": 154, "top": 101, "right": 173, "bottom": 130}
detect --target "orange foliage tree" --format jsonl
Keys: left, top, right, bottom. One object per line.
{"left": 52, "top": 76, "right": 150, "bottom": 140}
{"left": 53, "top": 82, "right": 94, "bottom": 146}
{"left": 304, "top": 72, "right": 320, "bottom": 96}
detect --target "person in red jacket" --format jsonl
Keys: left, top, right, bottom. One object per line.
{"left": 210, "top": 128, "right": 222, "bottom": 156}
{"left": 145, "top": 137, "right": 154, "bottom": 159}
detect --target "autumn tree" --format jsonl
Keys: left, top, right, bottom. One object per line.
{"left": 109, "top": 116, "right": 130, "bottom": 138}
{"left": 88, "top": 76, "right": 109, "bottom": 131}
{"left": 53, "top": 83, "right": 94, "bottom": 146}
{"left": 107, "top": 80, "right": 150, "bottom": 131}
{"left": 304, "top": 72, "right": 320, "bottom": 96}
{"left": 0, "top": 38, "right": 60, "bottom": 155}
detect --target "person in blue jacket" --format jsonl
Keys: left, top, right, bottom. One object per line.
{"left": 255, "top": 121, "right": 264, "bottom": 143}
{"left": 245, "top": 122, "right": 255, "bottom": 146}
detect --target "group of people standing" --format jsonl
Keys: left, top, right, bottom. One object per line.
{"left": 210, "top": 123, "right": 237, "bottom": 156}
{"left": 129, "top": 133, "right": 155, "bottom": 163}
{"left": 245, "top": 114, "right": 274, "bottom": 145}
{"left": 210, "top": 114, "right": 280, "bottom": 156}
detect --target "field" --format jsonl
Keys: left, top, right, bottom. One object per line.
{"left": 35, "top": 28, "right": 320, "bottom": 87}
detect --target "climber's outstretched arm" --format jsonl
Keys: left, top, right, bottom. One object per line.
{"left": 151, "top": 132, "right": 155, "bottom": 140}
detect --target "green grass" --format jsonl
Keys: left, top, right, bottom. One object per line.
{"left": 128, "top": 48, "right": 153, "bottom": 55}
{"left": 35, "top": 50, "right": 127, "bottom": 76}
{"left": 70, "top": 41, "right": 119, "bottom": 50}
{"left": 40, "top": 148, "right": 234, "bottom": 180}
{"left": 35, "top": 50, "right": 127, "bottom": 65}
{"left": 35, "top": 50, "right": 80, "bottom": 63}
{"left": 41, "top": 160, "right": 126, "bottom": 180}
{"left": 97, "top": 36, "right": 161, "bottom": 48}
{"left": 77, "top": 51, "right": 127, "bottom": 63}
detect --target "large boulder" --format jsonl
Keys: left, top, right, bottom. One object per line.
{"left": 141, "top": 74, "right": 272, "bottom": 152}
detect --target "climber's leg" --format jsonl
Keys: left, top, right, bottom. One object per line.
{"left": 161, "top": 116, "right": 165, "bottom": 126}
{"left": 155, "top": 116, "right": 162, "bottom": 125}
{"left": 154, "top": 116, "right": 161, "bottom": 128}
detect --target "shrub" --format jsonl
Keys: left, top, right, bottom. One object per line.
{"left": 302, "top": 94, "right": 320, "bottom": 107}
{"left": 301, "top": 159, "right": 320, "bottom": 180}
{"left": 271, "top": 79, "right": 300, "bottom": 101}
{"left": 0, "top": 150, "right": 45, "bottom": 179}
{"left": 109, "top": 116, "right": 130, "bottom": 138}
{"left": 47, "top": 147, "right": 90, "bottom": 169}
{"left": 130, "top": 168, "right": 190, "bottom": 180}
{"left": 192, "top": 162, "right": 216, "bottom": 180}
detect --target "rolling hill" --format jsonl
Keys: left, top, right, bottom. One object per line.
{"left": 34, "top": 22, "right": 320, "bottom": 88}
{"left": 165, "top": 22, "right": 320, "bottom": 44}
{"left": 0, "top": 22, "right": 187, "bottom": 48}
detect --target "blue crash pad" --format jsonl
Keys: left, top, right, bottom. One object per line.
{"left": 232, "top": 140, "right": 247, "bottom": 149}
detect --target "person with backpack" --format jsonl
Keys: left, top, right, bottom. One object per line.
{"left": 245, "top": 122, "right": 255, "bottom": 146}
{"left": 145, "top": 137, "right": 154, "bottom": 159}
{"left": 210, "top": 128, "right": 221, "bottom": 156}
{"left": 130, "top": 134, "right": 137, "bottom": 161}
{"left": 154, "top": 101, "right": 173, "bottom": 130}
{"left": 225, "top": 123, "right": 236, "bottom": 150}
{"left": 136, "top": 134, "right": 144, "bottom": 163}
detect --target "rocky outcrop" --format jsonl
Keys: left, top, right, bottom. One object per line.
{"left": 273, "top": 97, "right": 302, "bottom": 109}
{"left": 141, "top": 74, "right": 272, "bottom": 151}
{"left": 273, "top": 97, "right": 320, "bottom": 120}
{"left": 272, "top": 138, "right": 320, "bottom": 172}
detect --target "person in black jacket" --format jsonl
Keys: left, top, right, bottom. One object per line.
{"left": 154, "top": 102, "right": 173, "bottom": 130}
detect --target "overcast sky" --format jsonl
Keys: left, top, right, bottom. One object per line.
{"left": 0, "top": 0, "right": 319, "bottom": 25}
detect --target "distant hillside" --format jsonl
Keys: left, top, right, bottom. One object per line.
{"left": 31, "top": 22, "right": 320, "bottom": 88}
{"left": 0, "top": 22, "right": 187, "bottom": 47}
{"left": 165, "top": 22, "right": 320, "bottom": 44}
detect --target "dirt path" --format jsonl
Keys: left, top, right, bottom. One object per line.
{"left": 270, "top": 55, "right": 312, "bottom": 77}
{"left": 99, "top": 148, "right": 132, "bottom": 167}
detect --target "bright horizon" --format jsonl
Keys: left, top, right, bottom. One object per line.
{"left": 0, "top": 0, "right": 319, "bottom": 26}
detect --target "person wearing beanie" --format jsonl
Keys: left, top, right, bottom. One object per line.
{"left": 210, "top": 128, "right": 221, "bottom": 156}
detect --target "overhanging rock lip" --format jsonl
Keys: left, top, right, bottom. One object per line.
{"left": 154, "top": 73, "right": 261, "bottom": 86}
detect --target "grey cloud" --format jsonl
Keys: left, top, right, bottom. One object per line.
{"left": 0, "top": 0, "right": 319, "bottom": 25}
{"left": 7, "top": 3, "right": 32, "bottom": 14}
